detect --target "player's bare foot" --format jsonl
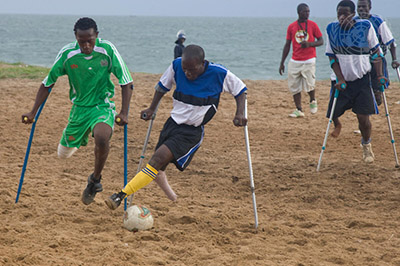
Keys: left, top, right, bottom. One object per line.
{"left": 331, "top": 124, "right": 342, "bottom": 138}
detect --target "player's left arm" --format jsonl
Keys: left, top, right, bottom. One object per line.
{"left": 378, "top": 20, "right": 399, "bottom": 69}
{"left": 389, "top": 43, "right": 399, "bottom": 69}
{"left": 116, "top": 82, "right": 133, "bottom": 126}
{"left": 108, "top": 44, "right": 134, "bottom": 125}
{"left": 223, "top": 70, "right": 248, "bottom": 127}
{"left": 369, "top": 22, "right": 387, "bottom": 85}
{"left": 371, "top": 48, "right": 387, "bottom": 86}
{"left": 233, "top": 92, "right": 247, "bottom": 127}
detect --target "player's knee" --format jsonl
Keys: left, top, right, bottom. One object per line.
{"left": 57, "top": 144, "right": 78, "bottom": 159}
{"left": 95, "top": 135, "right": 109, "bottom": 150}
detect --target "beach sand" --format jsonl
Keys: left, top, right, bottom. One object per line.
{"left": 1, "top": 74, "right": 400, "bottom": 265}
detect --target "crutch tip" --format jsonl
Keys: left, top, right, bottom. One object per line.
{"left": 395, "top": 165, "right": 400, "bottom": 169}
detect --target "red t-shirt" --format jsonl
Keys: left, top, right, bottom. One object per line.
{"left": 286, "top": 20, "right": 322, "bottom": 61}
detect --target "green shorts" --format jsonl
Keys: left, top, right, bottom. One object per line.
{"left": 60, "top": 103, "right": 116, "bottom": 148}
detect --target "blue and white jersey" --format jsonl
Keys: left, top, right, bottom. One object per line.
{"left": 355, "top": 14, "right": 395, "bottom": 54}
{"left": 157, "top": 58, "right": 247, "bottom": 127}
{"left": 326, "top": 19, "right": 380, "bottom": 82}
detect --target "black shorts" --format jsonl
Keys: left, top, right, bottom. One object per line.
{"left": 370, "top": 56, "right": 390, "bottom": 92}
{"left": 155, "top": 117, "right": 204, "bottom": 171}
{"left": 326, "top": 73, "right": 378, "bottom": 118}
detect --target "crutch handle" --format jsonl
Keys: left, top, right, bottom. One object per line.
{"left": 141, "top": 113, "right": 147, "bottom": 119}
{"left": 116, "top": 117, "right": 121, "bottom": 123}
{"left": 380, "top": 78, "right": 386, "bottom": 85}
{"left": 340, "top": 83, "right": 346, "bottom": 90}
{"left": 23, "top": 117, "right": 35, "bottom": 123}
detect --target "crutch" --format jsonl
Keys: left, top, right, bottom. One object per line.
{"left": 243, "top": 93, "right": 259, "bottom": 230}
{"left": 127, "top": 104, "right": 160, "bottom": 208}
{"left": 396, "top": 67, "right": 400, "bottom": 83}
{"left": 123, "top": 123, "right": 128, "bottom": 210}
{"left": 16, "top": 88, "right": 52, "bottom": 203}
{"left": 115, "top": 116, "right": 129, "bottom": 210}
{"left": 379, "top": 78, "right": 399, "bottom": 167}
{"left": 317, "top": 84, "right": 344, "bottom": 171}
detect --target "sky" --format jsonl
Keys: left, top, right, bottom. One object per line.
{"left": 1, "top": 0, "right": 399, "bottom": 18}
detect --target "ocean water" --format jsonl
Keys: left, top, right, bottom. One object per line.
{"left": 0, "top": 14, "right": 399, "bottom": 81}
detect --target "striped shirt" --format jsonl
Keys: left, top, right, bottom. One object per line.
{"left": 326, "top": 19, "right": 380, "bottom": 82}
{"left": 355, "top": 14, "right": 395, "bottom": 55}
{"left": 157, "top": 58, "right": 247, "bottom": 127}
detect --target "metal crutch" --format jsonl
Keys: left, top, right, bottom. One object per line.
{"left": 127, "top": 104, "right": 160, "bottom": 208}
{"left": 379, "top": 78, "right": 399, "bottom": 167}
{"left": 243, "top": 93, "right": 259, "bottom": 230}
{"left": 317, "top": 84, "right": 344, "bottom": 171}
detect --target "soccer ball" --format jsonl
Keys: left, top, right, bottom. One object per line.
{"left": 123, "top": 205, "right": 154, "bottom": 232}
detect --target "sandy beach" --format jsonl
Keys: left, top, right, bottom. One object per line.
{"left": 1, "top": 73, "right": 400, "bottom": 265}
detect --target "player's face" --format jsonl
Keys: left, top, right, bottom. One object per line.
{"left": 357, "top": 0, "right": 371, "bottom": 19}
{"left": 181, "top": 57, "right": 205, "bottom": 81}
{"left": 75, "top": 28, "right": 98, "bottom": 55}
{"left": 337, "top": 6, "right": 355, "bottom": 28}
{"left": 298, "top": 7, "right": 310, "bottom": 21}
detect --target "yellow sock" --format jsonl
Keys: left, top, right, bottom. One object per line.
{"left": 122, "top": 164, "right": 158, "bottom": 195}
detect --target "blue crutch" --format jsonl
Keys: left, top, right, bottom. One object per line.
{"left": 16, "top": 88, "right": 52, "bottom": 203}
{"left": 116, "top": 116, "right": 129, "bottom": 211}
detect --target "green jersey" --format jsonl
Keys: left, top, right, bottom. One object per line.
{"left": 43, "top": 38, "right": 133, "bottom": 107}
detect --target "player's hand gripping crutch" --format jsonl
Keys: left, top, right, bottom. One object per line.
{"left": 127, "top": 104, "right": 160, "bottom": 208}
{"left": 317, "top": 84, "right": 344, "bottom": 171}
{"left": 379, "top": 78, "right": 399, "bottom": 167}
{"left": 243, "top": 93, "right": 259, "bottom": 230}
{"left": 16, "top": 88, "right": 52, "bottom": 203}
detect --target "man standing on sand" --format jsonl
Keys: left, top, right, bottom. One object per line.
{"left": 104, "top": 44, "right": 248, "bottom": 210}
{"left": 22, "top": 17, "right": 133, "bottom": 205}
{"left": 279, "top": 3, "right": 323, "bottom": 118}
{"left": 326, "top": 0, "right": 385, "bottom": 163}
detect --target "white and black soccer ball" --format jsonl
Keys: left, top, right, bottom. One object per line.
{"left": 123, "top": 205, "right": 154, "bottom": 232}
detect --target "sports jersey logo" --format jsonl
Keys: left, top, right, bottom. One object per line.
{"left": 295, "top": 30, "right": 309, "bottom": 43}
{"left": 68, "top": 135, "right": 76, "bottom": 141}
{"left": 330, "top": 21, "right": 370, "bottom": 55}
{"left": 100, "top": 59, "right": 108, "bottom": 67}
{"left": 70, "top": 64, "right": 78, "bottom": 69}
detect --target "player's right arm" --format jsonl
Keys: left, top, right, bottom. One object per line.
{"left": 22, "top": 45, "right": 67, "bottom": 124}
{"left": 141, "top": 64, "right": 174, "bottom": 120}
{"left": 279, "top": 39, "right": 291, "bottom": 75}
{"left": 329, "top": 56, "right": 346, "bottom": 91}
{"left": 22, "top": 84, "right": 52, "bottom": 124}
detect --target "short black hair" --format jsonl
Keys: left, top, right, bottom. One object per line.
{"left": 297, "top": 3, "right": 309, "bottom": 13}
{"left": 359, "top": 0, "right": 371, "bottom": 8}
{"left": 337, "top": 0, "right": 356, "bottom": 13}
{"left": 74, "top": 17, "right": 98, "bottom": 33}
{"left": 182, "top": 45, "right": 205, "bottom": 62}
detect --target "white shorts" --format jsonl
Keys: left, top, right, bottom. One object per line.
{"left": 288, "top": 60, "right": 316, "bottom": 95}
